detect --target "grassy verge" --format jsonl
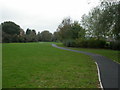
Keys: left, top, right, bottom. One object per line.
{"left": 3, "top": 42, "right": 99, "bottom": 88}
{"left": 56, "top": 43, "right": 120, "bottom": 63}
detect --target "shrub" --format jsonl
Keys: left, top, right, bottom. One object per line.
{"left": 75, "top": 38, "right": 106, "bottom": 48}
{"left": 63, "top": 39, "right": 76, "bottom": 47}
{"left": 63, "top": 38, "right": 106, "bottom": 48}
{"left": 87, "top": 39, "right": 106, "bottom": 48}
{"left": 75, "top": 38, "right": 88, "bottom": 48}
{"left": 110, "top": 41, "right": 120, "bottom": 50}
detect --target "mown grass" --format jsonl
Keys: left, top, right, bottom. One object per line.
{"left": 3, "top": 42, "right": 99, "bottom": 88}
{"left": 56, "top": 43, "right": 120, "bottom": 63}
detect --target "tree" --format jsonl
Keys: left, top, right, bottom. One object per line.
{"left": 56, "top": 17, "right": 72, "bottom": 41}
{"left": 26, "top": 28, "right": 31, "bottom": 35}
{"left": 81, "top": 1, "right": 120, "bottom": 41}
{"left": 98, "top": 1, "right": 119, "bottom": 40}
{"left": 71, "top": 21, "right": 85, "bottom": 39}
{"left": 25, "top": 28, "right": 32, "bottom": 42}
{"left": 53, "top": 31, "right": 59, "bottom": 42}
{"left": 55, "top": 17, "right": 85, "bottom": 47}
{"left": 81, "top": 7, "right": 104, "bottom": 39}
{"left": 2, "top": 21, "right": 21, "bottom": 42}
{"left": 80, "top": 0, "right": 120, "bottom": 49}
{"left": 41, "top": 30, "right": 52, "bottom": 42}
{"left": 25, "top": 29, "right": 37, "bottom": 42}
{"left": 56, "top": 17, "right": 85, "bottom": 41}
{"left": 2, "top": 21, "right": 20, "bottom": 35}
{"left": 37, "top": 32, "right": 42, "bottom": 41}
{"left": 31, "top": 30, "right": 37, "bottom": 42}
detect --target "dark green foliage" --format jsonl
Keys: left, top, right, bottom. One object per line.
{"left": 53, "top": 32, "right": 59, "bottom": 42}
{"left": 18, "top": 36, "right": 25, "bottom": 42}
{"left": 75, "top": 38, "right": 88, "bottom": 48}
{"left": 2, "top": 21, "right": 20, "bottom": 35}
{"left": 26, "top": 28, "right": 31, "bottom": 35}
{"left": 2, "top": 21, "right": 21, "bottom": 43}
{"left": 87, "top": 39, "right": 106, "bottom": 48}
{"left": 2, "top": 32, "right": 12, "bottom": 43}
{"left": 1, "top": 21, "right": 53, "bottom": 43}
{"left": 37, "top": 32, "right": 42, "bottom": 41}
{"left": 63, "top": 39, "right": 76, "bottom": 47}
{"left": 55, "top": 17, "right": 108, "bottom": 49}
{"left": 79, "top": 1, "right": 120, "bottom": 50}
{"left": 110, "top": 41, "right": 120, "bottom": 50}
{"left": 56, "top": 17, "right": 85, "bottom": 41}
{"left": 63, "top": 38, "right": 106, "bottom": 48}
{"left": 41, "top": 30, "right": 52, "bottom": 42}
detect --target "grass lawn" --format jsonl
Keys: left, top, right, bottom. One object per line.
{"left": 56, "top": 43, "right": 120, "bottom": 64}
{"left": 3, "top": 42, "right": 99, "bottom": 88}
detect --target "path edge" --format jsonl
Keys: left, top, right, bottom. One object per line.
{"left": 95, "top": 62, "right": 104, "bottom": 89}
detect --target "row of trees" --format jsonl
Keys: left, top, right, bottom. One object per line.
{"left": 54, "top": 17, "right": 106, "bottom": 48}
{"left": 54, "top": 1, "right": 120, "bottom": 50}
{"left": 2, "top": 21, "right": 53, "bottom": 43}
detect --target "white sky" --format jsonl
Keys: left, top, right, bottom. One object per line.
{"left": 0, "top": 0, "right": 100, "bottom": 33}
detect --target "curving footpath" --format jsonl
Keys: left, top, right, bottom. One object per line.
{"left": 52, "top": 44, "right": 120, "bottom": 89}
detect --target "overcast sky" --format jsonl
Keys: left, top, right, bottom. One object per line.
{"left": 1, "top": 0, "right": 100, "bottom": 33}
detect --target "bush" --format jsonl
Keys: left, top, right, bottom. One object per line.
{"left": 75, "top": 38, "right": 88, "bottom": 48}
{"left": 62, "top": 38, "right": 120, "bottom": 50}
{"left": 62, "top": 38, "right": 106, "bottom": 48}
{"left": 63, "top": 39, "right": 76, "bottom": 47}
{"left": 75, "top": 38, "right": 106, "bottom": 48}
{"left": 87, "top": 39, "right": 106, "bottom": 48}
{"left": 110, "top": 41, "right": 120, "bottom": 50}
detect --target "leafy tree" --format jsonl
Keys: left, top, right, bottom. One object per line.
{"left": 80, "top": 0, "right": 120, "bottom": 49}
{"left": 53, "top": 31, "right": 60, "bottom": 42}
{"left": 2, "top": 32, "right": 12, "bottom": 43}
{"left": 37, "top": 32, "right": 42, "bottom": 41}
{"left": 71, "top": 21, "right": 85, "bottom": 39}
{"left": 98, "top": 1, "right": 120, "bottom": 40}
{"left": 55, "top": 17, "right": 85, "bottom": 47}
{"left": 56, "top": 17, "right": 85, "bottom": 42}
{"left": 81, "top": 1, "right": 120, "bottom": 41}
{"left": 2, "top": 21, "right": 20, "bottom": 35}
{"left": 31, "top": 30, "right": 37, "bottom": 42}
{"left": 41, "top": 30, "right": 52, "bottom": 42}
{"left": 57, "top": 17, "right": 72, "bottom": 41}
{"left": 2, "top": 21, "right": 21, "bottom": 42}
{"left": 25, "top": 29, "right": 37, "bottom": 42}
{"left": 81, "top": 7, "right": 104, "bottom": 39}
{"left": 26, "top": 28, "right": 31, "bottom": 35}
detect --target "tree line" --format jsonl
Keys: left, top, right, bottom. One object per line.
{"left": 54, "top": 1, "right": 120, "bottom": 50}
{"left": 2, "top": 21, "right": 54, "bottom": 43}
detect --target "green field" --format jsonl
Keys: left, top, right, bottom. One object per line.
{"left": 3, "top": 42, "right": 99, "bottom": 88}
{"left": 57, "top": 43, "right": 120, "bottom": 63}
